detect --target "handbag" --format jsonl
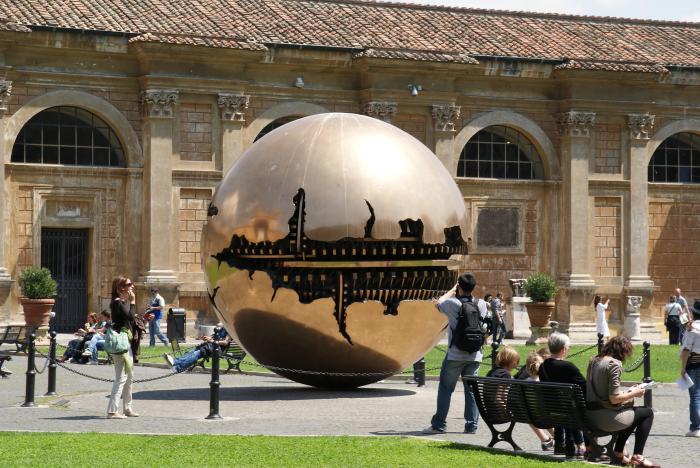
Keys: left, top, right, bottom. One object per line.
{"left": 680, "top": 312, "right": 690, "bottom": 325}
{"left": 104, "top": 327, "right": 130, "bottom": 355}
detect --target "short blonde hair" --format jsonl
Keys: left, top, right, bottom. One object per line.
{"left": 495, "top": 346, "right": 520, "bottom": 369}
{"left": 526, "top": 352, "right": 544, "bottom": 377}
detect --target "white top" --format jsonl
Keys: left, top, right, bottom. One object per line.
{"left": 665, "top": 302, "right": 682, "bottom": 317}
{"left": 681, "top": 321, "right": 700, "bottom": 354}
{"left": 437, "top": 296, "right": 488, "bottom": 361}
{"left": 595, "top": 302, "right": 610, "bottom": 336}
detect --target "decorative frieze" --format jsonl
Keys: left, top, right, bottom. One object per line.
{"left": 556, "top": 111, "right": 596, "bottom": 138}
{"left": 627, "top": 113, "right": 655, "bottom": 140}
{"left": 140, "top": 89, "right": 178, "bottom": 118}
{"left": 0, "top": 80, "right": 12, "bottom": 115}
{"left": 218, "top": 93, "right": 249, "bottom": 122}
{"left": 363, "top": 101, "right": 398, "bottom": 122}
{"left": 431, "top": 104, "right": 461, "bottom": 132}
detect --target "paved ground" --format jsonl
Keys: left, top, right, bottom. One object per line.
{"left": 0, "top": 351, "right": 693, "bottom": 467}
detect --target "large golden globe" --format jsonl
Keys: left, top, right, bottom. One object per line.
{"left": 201, "top": 113, "right": 468, "bottom": 387}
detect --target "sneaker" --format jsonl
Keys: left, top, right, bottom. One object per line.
{"left": 422, "top": 426, "right": 445, "bottom": 434}
{"left": 464, "top": 427, "right": 477, "bottom": 434}
{"left": 541, "top": 438, "right": 554, "bottom": 451}
{"left": 1, "top": 369, "right": 12, "bottom": 376}
{"left": 575, "top": 448, "right": 585, "bottom": 460}
{"left": 124, "top": 410, "right": 139, "bottom": 417}
{"left": 87, "top": 360, "right": 98, "bottom": 365}
{"left": 163, "top": 353, "right": 175, "bottom": 368}
{"left": 81, "top": 350, "right": 92, "bottom": 357}
{"left": 553, "top": 444, "right": 566, "bottom": 455}
{"left": 107, "top": 413, "right": 127, "bottom": 419}
{"left": 686, "top": 429, "right": 700, "bottom": 437}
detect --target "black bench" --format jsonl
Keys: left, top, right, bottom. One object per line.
{"left": 171, "top": 339, "right": 247, "bottom": 373}
{"left": 464, "top": 376, "right": 616, "bottom": 461}
{"left": 0, "top": 325, "right": 29, "bottom": 377}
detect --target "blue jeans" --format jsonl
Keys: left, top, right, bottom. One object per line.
{"left": 84, "top": 334, "right": 105, "bottom": 362}
{"left": 173, "top": 348, "right": 205, "bottom": 373}
{"left": 149, "top": 318, "right": 169, "bottom": 346}
{"left": 688, "top": 367, "right": 700, "bottom": 431}
{"left": 430, "top": 358, "right": 480, "bottom": 431}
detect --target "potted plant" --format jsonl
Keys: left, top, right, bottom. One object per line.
{"left": 522, "top": 272, "right": 558, "bottom": 327}
{"left": 18, "top": 266, "right": 58, "bottom": 327}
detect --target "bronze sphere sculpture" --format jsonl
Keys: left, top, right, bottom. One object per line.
{"left": 202, "top": 113, "right": 468, "bottom": 387}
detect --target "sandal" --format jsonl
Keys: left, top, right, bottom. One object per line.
{"left": 630, "top": 455, "right": 660, "bottom": 468}
{"left": 610, "top": 451, "right": 631, "bottom": 466}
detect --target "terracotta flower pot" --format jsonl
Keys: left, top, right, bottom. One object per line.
{"left": 21, "top": 298, "right": 55, "bottom": 327}
{"left": 525, "top": 301, "right": 555, "bottom": 327}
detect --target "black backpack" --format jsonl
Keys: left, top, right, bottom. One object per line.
{"left": 450, "top": 297, "right": 485, "bottom": 353}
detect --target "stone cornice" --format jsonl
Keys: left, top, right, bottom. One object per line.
{"left": 217, "top": 93, "right": 249, "bottom": 122}
{"left": 0, "top": 80, "right": 11, "bottom": 115}
{"left": 556, "top": 111, "right": 596, "bottom": 137}
{"left": 140, "top": 89, "right": 179, "bottom": 118}
{"left": 432, "top": 104, "right": 461, "bottom": 131}
{"left": 363, "top": 101, "right": 397, "bottom": 122}
{"left": 627, "top": 113, "right": 655, "bottom": 140}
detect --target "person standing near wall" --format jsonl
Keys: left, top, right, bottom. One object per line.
{"left": 107, "top": 276, "right": 139, "bottom": 419}
{"left": 594, "top": 295, "right": 610, "bottom": 339}
{"left": 145, "top": 287, "right": 169, "bottom": 347}
{"left": 665, "top": 295, "right": 683, "bottom": 345}
{"left": 675, "top": 288, "right": 690, "bottom": 343}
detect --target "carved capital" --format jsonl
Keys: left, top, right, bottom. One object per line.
{"left": 556, "top": 111, "right": 596, "bottom": 138}
{"left": 627, "top": 113, "right": 655, "bottom": 140}
{"left": 218, "top": 93, "right": 249, "bottom": 122}
{"left": 0, "top": 80, "right": 12, "bottom": 115}
{"left": 140, "top": 89, "right": 178, "bottom": 118}
{"left": 363, "top": 101, "right": 398, "bottom": 122}
{"left": 432, "top": 104, "right": 461, "bottom": 132}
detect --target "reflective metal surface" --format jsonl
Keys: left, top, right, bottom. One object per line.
{"left": 202, "top": 113, "right": 468, "bottom": 387}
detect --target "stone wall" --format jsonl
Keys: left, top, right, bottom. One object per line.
{"left": 178, "top": 188, "right": 212, "bottom": 274}
{"left": 179, "top": 103, "right": 213, "bottom": 162}
{"left": 15, "top": 186, "right": 34, "bottom": 274}
{"left": 594, "top": 123, "right": 622, "bottom": 174}
{"left": 648, "top": 199, "right": 700, "bottom": 317}
{"left": 593, "top": 197, "right": 622, "bottom": 278}
{"left": 394, "top": 113, "right": 427, "bottom": 144}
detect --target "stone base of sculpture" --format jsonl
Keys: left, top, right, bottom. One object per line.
{"left": 526, "top": 326, "right": 550, "bottom": 345}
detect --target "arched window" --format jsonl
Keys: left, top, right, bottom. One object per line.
{"left": 11, "top": 106, "right": 125, "bottom": 167}
{"left": 254, "top": 116, "right": 300, "bottom": 142}
{"left": 457, "top": 126, "right": 544, "bottom": 179}
{"left": 648, "top": 132, "right": 700, "bottom": 183}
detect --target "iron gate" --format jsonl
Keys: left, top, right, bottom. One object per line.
{"left": 41, "top": 228, "right": 88, "bottom": 333}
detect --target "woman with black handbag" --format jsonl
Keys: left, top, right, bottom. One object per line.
{"left": 107, "top": 276, "right": 139, "bottom": 419}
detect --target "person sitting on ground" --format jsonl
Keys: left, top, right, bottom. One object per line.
{"left": 586, "top": 336, "right": 659, "bottom": 467}
{"left": 163, "top": 325, "right": 232, "bottom": 373}
{"left": 60, "top": 312, "right": 99, "bottom": 363}
{"left": 486, "top": 346, "right": 520, "bottom": 378}
{"left": 523, "top": 351, "right": 555, "bottom": 451}
{"left": 539, "top": 332, "right": 587, "bottom": 459}
{"left": 81, "top": 310, "right": 111, "bottom": 364}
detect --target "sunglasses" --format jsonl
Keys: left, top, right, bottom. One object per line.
{"left": 124, "top": 282, "right": 133, "bottom": 287}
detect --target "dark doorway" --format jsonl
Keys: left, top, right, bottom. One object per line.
{"left": 41, "top": 228, "right": 89, "bottom": 332}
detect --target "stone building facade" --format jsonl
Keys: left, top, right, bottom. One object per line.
{"left": 1, "top": 0, "right": 700, "bottom": 337}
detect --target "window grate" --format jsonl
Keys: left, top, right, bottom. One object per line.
{"left": 11, "top": 106, "right": 125, "bottom": 167}
{"left": 648, "top": 133, "right": 700, "bottom": 183}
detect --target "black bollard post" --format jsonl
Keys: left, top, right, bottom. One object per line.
{"left": 45, "top": 330, "right": 57, "bottom": 396}
{"left": 206, "top": 344, "right": 222, "bottom": 420}
{"left": 491, "top": 341, "right": 498, "bottom": 368}
{"left": 597, "top": 333, "right": 604, "bottom": 355}
{"left": 413, "top": 358, "right": 425, "bottom": 387}
{"left": 22, "top": 333, "right": 36, "bottom": 407}
{"left": 642, "top": 341, "right": 652, "bottom": 408}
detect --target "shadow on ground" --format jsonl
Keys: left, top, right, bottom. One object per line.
{"left": 133, "top": 386, "right": 416, "bottom": 401}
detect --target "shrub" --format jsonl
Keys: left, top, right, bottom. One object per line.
{"left": 18, "top": 267, "right": 58, "bottom": 299}
{"left": 523, "top": 272, "right": 558, "bottom": 303}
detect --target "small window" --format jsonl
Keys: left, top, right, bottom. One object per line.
{"left": 457, "top": 126, "right": 544, "bottom": 179}
{"left": 11, "top": 106, "right": 125, "bottom": 167}
{"left": 649, "top": 133, "right": 700, "bottom": 183}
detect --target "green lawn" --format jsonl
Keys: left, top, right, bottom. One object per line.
{"left": 0, "top": 432, "right": 586, "bottom": 467}
{"left": 49, "top": 342, "right": 682, "bottom": 382}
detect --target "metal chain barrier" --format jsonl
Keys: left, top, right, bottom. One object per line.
{"left": 622, "top": 353, "right": 645, "bottom": 373}
{"left": 33, "top": 355, "right": 50, "bottom": 375}
{"left": 567, "top": 342, "right": 599, "bottom": 359}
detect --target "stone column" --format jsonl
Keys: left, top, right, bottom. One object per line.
{"left": 626, "top": 114, "right": 655, "bottom": 289}
{"left": 0, "top": 81, "right": 13, "bottom": 320}
{"left": 431, "top": 104, "right": 461, "bottom": 172}
{"left": 139, "top": 89, "right": 179, "bottom": 286}
{"left": 363, "top": 101, "right": 397, "bottom": 123}
{"left": 0, "top": 81, "right": 12, "bottom": 283}
{"left": 556, "top": 111, "right": 596, "bottom": 339}
{"left": 218, "top": 93, "right": 249, "bottom": 175}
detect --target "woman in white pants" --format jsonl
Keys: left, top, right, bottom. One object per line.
{"left": 594, "top": 295, "right": 610, "bottom": 338}
{"left": 107, "top": 276, "right": 138, "bottom": 419}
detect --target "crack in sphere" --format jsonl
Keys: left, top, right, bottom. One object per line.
{"left": 202, "top": 113, "right": 468, "bottom": 387}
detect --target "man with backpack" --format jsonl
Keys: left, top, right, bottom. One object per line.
{"left": 423, "top": 273, "right": 488, "bottom": 435}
